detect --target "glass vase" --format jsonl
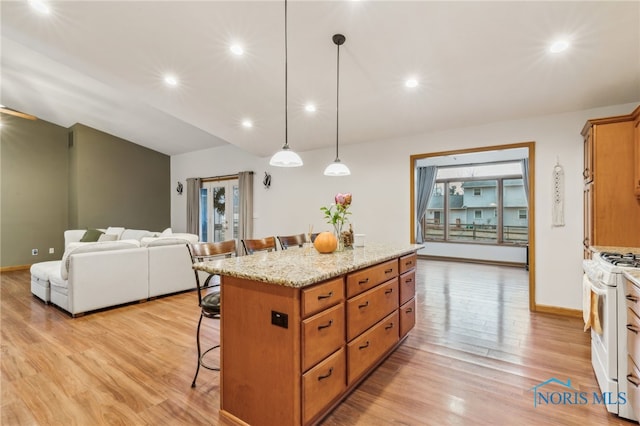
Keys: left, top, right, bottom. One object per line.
{"left": 334, "top": 223, "right": 344, "bottom": 252}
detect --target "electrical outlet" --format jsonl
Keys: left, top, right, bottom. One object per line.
{"left": 32, "top": 249, "right": 38, "bottom": 256}
{"left": 49, "top": 248, "right": 55, "bottom": 254}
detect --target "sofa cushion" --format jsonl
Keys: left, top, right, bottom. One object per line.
{"left": 98, "top": 233, "right": 118, "bottom": 242}
{"left": 60, "top": 240, "right": 140, "bottom": 280}
{"left": 80, "top": 229, "right": 104, "bottom": 242}
{"left": 120, "top": 229, "right": 152, "bottom": 241}
{"left": 105, "top": 226, "right": 125, "bottom": 239}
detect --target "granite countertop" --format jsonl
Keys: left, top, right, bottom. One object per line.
{"left": 193, "top": 242, "right": 423, "bottom": 288}
{"left": 624, "top": 269, "right": 640, "bottom": 287}
{"left": 591, "top": 246, "right": 640, "bottom": 255}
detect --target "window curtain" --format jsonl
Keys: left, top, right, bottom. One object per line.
{"left": 186, "top": 178, "right": 201, "bottom": 236}
{"left": 416, "top": 166, "right": 437, "bottom": 243}
{"left": 520, "top": 158, "right": 529, "bottom": 206}
{"left": 238, "top": 171, "right": 254, "bottom": 256}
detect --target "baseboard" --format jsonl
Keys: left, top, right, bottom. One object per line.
{"left": 534, "top": 304, "right": 582, "bottom": 318}
{"left": 417, "top": 254, "right": 526, "bottom": 269}
{"left": 0, "top": 265, "right": 31, "bottom": 273}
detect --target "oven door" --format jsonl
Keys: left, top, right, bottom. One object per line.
{"left": 588, "top": 275, "right": 619, "bottom": 412}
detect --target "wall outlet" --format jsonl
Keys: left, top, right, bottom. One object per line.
{"left": 49, "top": 248, "right": 55, "bottom": 254}
{"left": 31, "top": 249, "right": 38, "bottom": 255}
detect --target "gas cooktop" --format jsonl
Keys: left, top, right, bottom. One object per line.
{"left": 600, "top": 252, "right": 640, "bottom": 268}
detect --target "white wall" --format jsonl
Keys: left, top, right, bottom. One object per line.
{"left": 171, "top": 102, "right": 639, "bottom": 311}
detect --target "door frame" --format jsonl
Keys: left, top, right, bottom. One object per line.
{"left": 410, "top": 141, "right": 536, "bottom": 311}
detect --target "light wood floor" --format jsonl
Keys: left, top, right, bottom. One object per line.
{"left": 1, "top": 260, "right": 634, "bottom": 425}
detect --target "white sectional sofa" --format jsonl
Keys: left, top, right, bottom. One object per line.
{"left": 30, "top": 228, "right": 199, "bottom": 317}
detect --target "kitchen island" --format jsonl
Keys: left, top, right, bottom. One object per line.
{"left": 194, "top": 243, "right": 421, "bottom": 426}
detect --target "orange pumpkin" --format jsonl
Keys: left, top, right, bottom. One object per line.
{"left": 314, "top": 231, "right": 338, "bottom": 254}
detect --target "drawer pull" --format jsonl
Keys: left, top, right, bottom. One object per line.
{"left": 404, "top": 261, "right": 413, "bottom": 267}
{"left": 626, "top": 294, "right": 639, "bottom": 303}
{"left": 628, "top": 374, "right": 640, "bottom": 388}
{"left": 385, "top": 322, "right": 394, "bottom": 330}
{"left": 358, "top": 278, "right": 370, "bottom": 285}
{"left": 627, "top": 324, "right": 640, "bottom": 334}
{"left": 358, "top": 301, "right": 369, "bottom": 309}
{"left": 405, "top": 278, "right": 413, "bottom": 283}
{"left": 317, "top": 291, "right": 334, "bottom": 300}
{"left": 359, "top": 341, "right": 370, "bottom": 350}
{"left": 317, "top": 319, "right": 333, "bottom": 330}
{"left": 318, "top": 367, "right": 333, "bottom": 381}
{"left": 405, "top": 308, "right": 413, "bottom": 314}
{"left": 385, "top": 288, "right": 394, "bottom": 295}
{"left": 384, "top": 268, "right": 394, "bottom": 274}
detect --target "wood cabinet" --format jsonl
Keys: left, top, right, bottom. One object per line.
{"left": 634, "top": 115, "right": 640, "bottom": 198}
{"left": 219, "top": 251, "right": 418, "bottom": 426}
{"left": 582, "top": 105, "right": 640, "bottom": 254}
{"left": 626, "top": 276, "right": 640, "bottom": 420}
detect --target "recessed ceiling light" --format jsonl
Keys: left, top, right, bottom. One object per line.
{"left": 405, "top": 78, "right": 418, "bottom": 88}
{"left": 164, "top": 75, "right": 178, "bottom": 86}
{"left": 29, "top": 0, "right": 51, "bottom": 14}
{"left": 549, "top": 39, "right": 570, "bottom": 53}
{"left": 242, "top": 119, "right": 253, "bottom": 128}
{"left": 230, "top": 44, "right": 244, "bottom": 56}
{"left": 305, "top": 104, "right": 317, "bottom": 113}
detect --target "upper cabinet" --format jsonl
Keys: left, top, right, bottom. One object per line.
{"left": 582, "top": 105, "right": 640, "bottom": 253}
{"left": 634, "top": 112, "right": 640, "bottom": 198}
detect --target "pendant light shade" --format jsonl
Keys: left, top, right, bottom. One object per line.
{"left": 324, "top": 33, "right": 350, "bottom": 176}
{"left": 270, "top": 0, "right": 303, "bottom": 167}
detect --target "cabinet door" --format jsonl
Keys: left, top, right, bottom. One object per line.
{"left": 584, "top": 126, "right": 594, "bottom": 183}
{"left": 302, "top": 347, "right": 346, "bottom": 425}
{"left": 634, "top": 117, "right": 640, "bottom": 198}
{"left": 583, "top": 182, "right": 593, "bottom": 254}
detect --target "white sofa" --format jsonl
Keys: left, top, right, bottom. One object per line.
{"left": 30, "top": 228, "right": 199, "bottom": 317}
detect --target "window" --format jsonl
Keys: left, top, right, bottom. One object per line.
{"left": 421, "top": 161, "right": 528, "bottom": 244}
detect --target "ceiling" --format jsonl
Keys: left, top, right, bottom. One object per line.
{"left": 2, "top": 1, "right": 639, "bottom": 157}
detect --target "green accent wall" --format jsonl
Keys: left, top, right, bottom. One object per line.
{"left": 1, "top": 118, "right": 170, "bottom": 268}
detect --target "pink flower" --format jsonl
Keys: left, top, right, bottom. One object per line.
{"left": 335, "top": 192, "right": 352, "bottom": 207}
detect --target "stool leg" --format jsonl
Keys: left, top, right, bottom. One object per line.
{"left": 191, "top": 313, "right": 204, "bottom": 388}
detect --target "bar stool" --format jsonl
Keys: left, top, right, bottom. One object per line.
{"left": 188, "top": 239, "right": 236, "bottom": 387}
{"left": 277, "top": 233, "right": 306, "bottom": 250}
{"left": 241, "top": 236, "right": 277, "bottom": 255}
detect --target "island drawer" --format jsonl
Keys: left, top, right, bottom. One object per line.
{"left": 302, "top": 303, "right": 345, "bottom": 372}
{"left": 628, "top": 355, "right": 640, "bottom": 421}
{"left": 399, "top": 298, "right": 416, "bottom": 338}
{"left": 399, "top": 270, "right": 416, "bottom": 306}
{"left": 302, "top": 277, "right": 345, "bottom": 318}
{"left": 303, "top": 347, "right": 346, "bottom": 425}
{"left": 346, "top": 278, "right": 399, "bottom": 341}
{"left": 346, "top": 259, "right": 398, "bottom": 298}
{"left": 347, "top": 311, "right": 399, "bottom": 385}
{"left": 399, "top": 253, "right": 417, "bottom": 274}
{"left": 628, "top": 306, "right": 640, "bottom": 366}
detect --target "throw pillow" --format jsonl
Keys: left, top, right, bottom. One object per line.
{"left": 98, "top": 233, "right": 118, "bottom": 242}
{"left": 80, "top": 229, "right": 104, "bottom": 242}
{"left": 161, "top": 227, "right": 173, "bottom": 237}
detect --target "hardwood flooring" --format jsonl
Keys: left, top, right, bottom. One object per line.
{"left": 1, "top": 260, "right": 634, "bottom": 425}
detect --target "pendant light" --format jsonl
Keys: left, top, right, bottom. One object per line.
{"left": 324, "top": 34, "right": 350, "bottom": 176}
{"left": 270, "top": 0, "right": 303, "bottom": 167}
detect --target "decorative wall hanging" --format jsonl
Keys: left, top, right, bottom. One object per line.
{"left": 176, "top": 181, "right": 183, "bottom": 195}
{"left": 263, "top": 172, "right": 272, "bottom": 189}
{"left": 552, "top": 160, "right": 564, "bottom": 227}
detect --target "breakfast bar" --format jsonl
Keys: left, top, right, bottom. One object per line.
{"left": 194, "top": 242, "right": 421, "bottom": 426}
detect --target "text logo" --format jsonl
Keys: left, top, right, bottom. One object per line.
{"left": 529, "top": 377, "right": 627, "bottom": 408}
